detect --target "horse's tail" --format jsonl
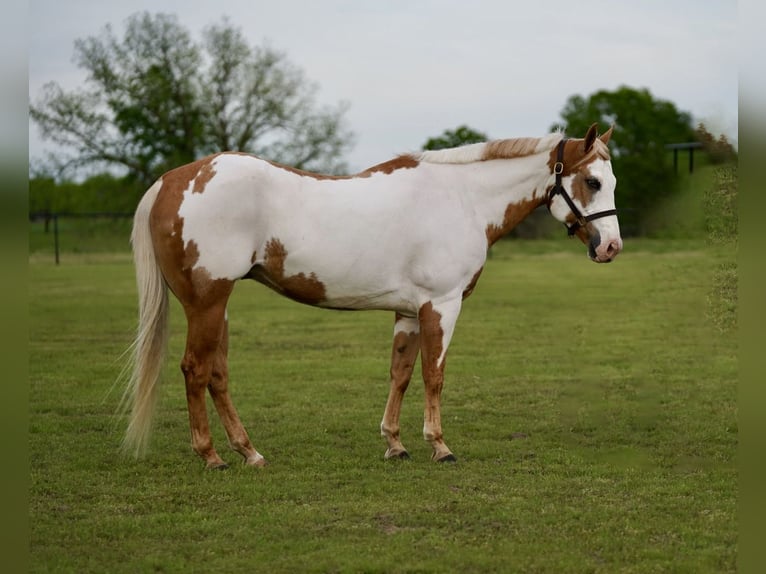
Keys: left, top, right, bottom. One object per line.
{"left": 121, "top": 180, "right": 169, "bottom": 458}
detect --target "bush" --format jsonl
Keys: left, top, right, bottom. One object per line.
{"left": 704, "top": 164, "right": 737, "bottom": 332}
{"left": 703, "top": 165, "right": 738, "bottom": 245}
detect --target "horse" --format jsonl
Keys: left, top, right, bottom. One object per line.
{"left": 122, "top": 122, "right": 621, "bottom": 469}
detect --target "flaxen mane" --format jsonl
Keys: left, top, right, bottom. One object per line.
{"left": 414, "top": 132, "right": 611, "bottom": 168}
{"left": 415, "top": 133, "right": 564, "bottom": 165}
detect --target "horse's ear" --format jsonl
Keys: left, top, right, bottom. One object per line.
{"left": 599, "top": 125, "right": 614, "bottom": 145}
{"left": 584, "top": 123, "right": 599, "bottom": 152}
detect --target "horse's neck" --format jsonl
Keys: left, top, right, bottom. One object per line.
{"left": 443, "top": 152, "right": 551, "bottom": 242}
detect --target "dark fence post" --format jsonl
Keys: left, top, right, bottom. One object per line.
{"left": 665, "top": 142, "right": 703, "bottom": 174}
{"left": 53, "top": 214, "right": 60, "bottom": 266}
{"left": 29, "top": 211, "right": 135, "bottom": 264}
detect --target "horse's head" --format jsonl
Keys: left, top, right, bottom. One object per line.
{"left": 546, "top": 123, "right": 622, "bottom": 263}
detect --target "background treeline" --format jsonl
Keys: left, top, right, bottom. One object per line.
{"left": 29, "top": 12, "right": 737, "bottom": 248}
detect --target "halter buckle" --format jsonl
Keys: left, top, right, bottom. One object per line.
{"left": 553, "top": 162, "right": 564, "bottom": 175}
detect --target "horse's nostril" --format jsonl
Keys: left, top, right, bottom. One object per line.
{"left": 606, "top": 239, "right": 621, "bottom": 257}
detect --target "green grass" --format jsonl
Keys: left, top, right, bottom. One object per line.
{"left": 29, "top": 238, "right": 736, "bottom": 573}
{"left": 641, "top": 164, "right": 713, "bottom": 239}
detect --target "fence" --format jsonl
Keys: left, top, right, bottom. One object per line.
{"left": 29, "top": 211, "right": 134, "bottom": 264}
{"left": 665, "top": 142, "right": 704, "bottom": 174}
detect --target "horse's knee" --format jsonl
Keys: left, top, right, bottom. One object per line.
{"left": 180, "top": 353, "right": 199, "bottom": 378}
{"left": 181, "top": 352, "right": 215, "bottom": 388}
{"left": 389, "top": 372, "right": 412, "bottom": 394}
{"left": 207, "top": 368, "right": 228, "bottom": 394}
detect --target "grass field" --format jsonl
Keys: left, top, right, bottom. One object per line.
{"left": 29, "top": 237, "right": 736, "bottom": 573}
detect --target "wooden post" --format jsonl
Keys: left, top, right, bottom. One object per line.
{"left": 53, "top": 214, "right": 60, "bottom": 265}
{"left": 666, "top": 142, "right": 703, "bottom": 175}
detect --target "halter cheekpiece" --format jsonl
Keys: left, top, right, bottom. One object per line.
{"left": 548, "top": 138, "right": 618, "bottom": 237}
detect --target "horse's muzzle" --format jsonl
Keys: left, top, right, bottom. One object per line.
{"left": 589, "top": 237, "right": 622, "bottom": 263}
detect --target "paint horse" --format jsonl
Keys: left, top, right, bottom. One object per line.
{"left": 123, "top": 123, "right": 621, "bottom": 469}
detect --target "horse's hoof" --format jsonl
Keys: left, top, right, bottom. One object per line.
{"left": 385, "top": 449, "right": 410, "bottom": 460}
{"left": 206, "top": 462, "right": 229, "bottom": 470}
{"left": 245, "top": 454, "right": 268, "bottom": 467}
{"left": 436, "top": 453, "right": 457, "bottom": 463}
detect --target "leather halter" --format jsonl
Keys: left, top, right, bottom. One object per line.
{"left": 548, "top": 138, "right": 618, "bottom": 237}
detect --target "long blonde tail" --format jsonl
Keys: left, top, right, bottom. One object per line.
{"left": 122, "top": 180, "right": 169, "bottom": 457}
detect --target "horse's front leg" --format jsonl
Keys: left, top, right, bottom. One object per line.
{"left": 418, "top": 298, "right": 462, "bottom": 462}
{"left": 380, "top": 313, "right": 420, "bottom": 459}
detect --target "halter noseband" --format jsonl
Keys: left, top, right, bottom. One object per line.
{"left": 548, "top": 138, "right": 618, "bottom": 237}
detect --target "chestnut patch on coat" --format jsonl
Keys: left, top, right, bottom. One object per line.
{"left": 462, "top": 267, "right": 484, "bottom": 300}
{"left": 545, "top": 139, "right": 611, "bottom": 215}
{"left": 418, "top": 301, "right": 447, "bottom": 380}
{"left": 390, "top": 326, "right": 420, "bottom": 383}
{"left": 546, "top": 139, "right": 610, "bottom": 178}
{"left": 360, "top": 155, "right": 420, "bottom": 176}
{"left": 149, "top": 155, "right": 233, "bottom": 304}
{"left": 485, "top": 197, "right": 544, "bottom": 246}
{"left": 247, "top": 238, "right": 327, "bottom": 305}
{"left": 569, "top": 172, "right": 596, "bottom": 208}
{"left": 192, "top": 160, "right": 217, "bottom": 193}
{"left": 181, "top": 238, "right": 200, "bottom": 270}
{"left": 264, "top": 154, "right": 419, "bottom": 180}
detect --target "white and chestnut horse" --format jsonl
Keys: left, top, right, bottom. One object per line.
{"left": 123, "top": 123, "right": 621, "bottom": 468}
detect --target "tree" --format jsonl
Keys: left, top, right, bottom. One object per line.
{"left": 551, "top": 86, "right": 697, "bottom": 234}
{"left": 422, "top": 125, "right": 489, "bottom": 150}
{"left": 695, "top": 123, "right": 737, "bottom": 165}
{"left": 30, "top": 12, "right": 354, "bottom": 186}
{"left": 29, "top": 173, "right": 144, "bottom": 215}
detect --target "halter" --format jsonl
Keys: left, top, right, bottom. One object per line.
{"left": 548, "top": 138, "right": 618, "bottom": 237}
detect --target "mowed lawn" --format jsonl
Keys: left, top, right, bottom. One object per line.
{"left": 29, "top": 238, "right": 736, "bottom": 573}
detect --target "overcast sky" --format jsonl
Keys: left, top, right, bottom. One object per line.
{"left": 28, "top": 0, "right": 738, "bottom": 174}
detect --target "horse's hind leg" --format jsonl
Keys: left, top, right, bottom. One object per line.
{"left": 380, "top": 313, "right": 420, "bottom": 459}
{"left": 181, "top": 299, "right": 233, "bottom": 469}
{"left": 208, "top": 315, "right": 266, "bottom": 467}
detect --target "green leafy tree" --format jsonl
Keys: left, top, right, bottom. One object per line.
{"left": 552, "top": 86, "right": 697, "bottom": 234}
{"left": 29, "top": 173, "right": 143, "bottom": 215}
{"left": 30, "top": 12, "right": 354, "bottom": 186}
{"left": 422, "top": 125, "right": 489, "bottom": 150}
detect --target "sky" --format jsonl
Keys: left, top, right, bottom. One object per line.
{"left": 28, "top": 0, "right": 738, "bottom": 174}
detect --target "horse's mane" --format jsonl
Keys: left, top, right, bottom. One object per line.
{"left": 415, "top": 133, "right": 564, "bottom": 165}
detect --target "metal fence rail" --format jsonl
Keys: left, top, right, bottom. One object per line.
{"left": 29, "top": 211, "right": 134, "bottom": 264}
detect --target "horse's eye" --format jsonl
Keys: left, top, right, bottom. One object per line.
{"left": 585, "top": 177, "right": 601, "bottom": 191}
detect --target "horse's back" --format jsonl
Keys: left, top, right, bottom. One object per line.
{"left": 145, "top": 152, "right": 486, "bottom": 312}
